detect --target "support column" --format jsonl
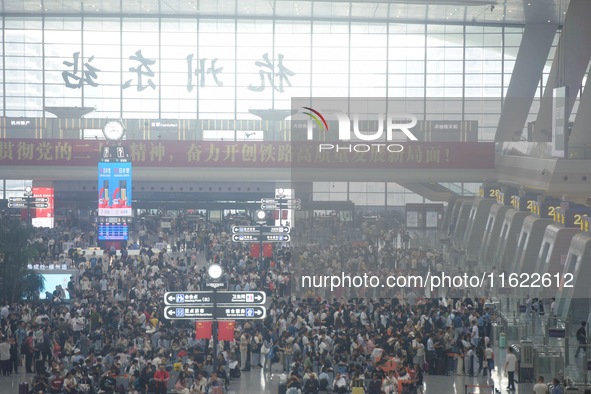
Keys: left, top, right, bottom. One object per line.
{"left": 567, "top": 66, "right": 591, "bottom": 158}
{"left": 532, "top": 0, "right": 591, "bottom": 142}
{"left": 495, "top": 23, "right": 557, "bottom": 141}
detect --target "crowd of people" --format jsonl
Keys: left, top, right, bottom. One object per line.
{"left": 0, "top": 212, "right": 514, "bottom": 394}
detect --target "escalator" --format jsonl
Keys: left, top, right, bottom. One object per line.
{"left": 398, "top": 182, "right": 477, "bottom": 202}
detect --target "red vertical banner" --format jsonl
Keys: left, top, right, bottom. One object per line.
{"left": 263, "top": 243, "right": 273, "bottom": 258}
{"left": 273, "top": 210, "right": 289, "bottom": 220}
{"left": 250, "top": 244, "right": 259, "bottom": 258}
{"left": 218, "top": 321, "right": 236, "bottom": 341}
{"left": 195, "top": 321, "right": 213, "bottom": 339}
{"left": 250, "top": 244, "right": 273, "bottom": 258}
{"left": 32, "top": 187, "right": 54, "bottom": 228}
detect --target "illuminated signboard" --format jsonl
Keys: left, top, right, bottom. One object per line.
{"left": 31, "top": 186, "right": 55, "bottom": 228}
{"left": 98, "top": 162, "right": 132, "bottom": 217}
{"left": 97, "top": 223, "right": 129, "bottom": 241}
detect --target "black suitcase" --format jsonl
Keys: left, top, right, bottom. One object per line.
{"left": 278, "top": 383, "right": 287, "bottom": 394}
{"left": 35, "top": 359, "right": 46, "bottom": 373}
{"left": 230, "top": 367, "right": 241, "bottom": 378}
{"left": 19, "top": 382, "right": 29, "bottom": 394}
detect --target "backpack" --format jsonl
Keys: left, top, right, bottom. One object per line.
{"left": 436, "top": 316, "right": 445, "bottom": 329}
{"left": 424, "top": 318, "right": 433, "bottom": 333}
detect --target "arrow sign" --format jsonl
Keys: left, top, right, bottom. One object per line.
{"left": 164, "top": 306, "right": 215, "bottom": 320}
{"left": 261, "top": 226, "right": 291, "bottom": 234}
{"left": 7, "top": 202, "right": 48, "bottom": 209}
{"left": 232, "top": 234, "right": 290, "bottom": 243}
{"left": 232, "top": 226, "right": 290, "bottom": 234}
{"left": 276, "top": 198, "right": 301, "bottom": 204}
{"left": 261, "top": 198, "right": 277, "bottom": 203}
{"left": 232, "top": 234, "right": 259, "bottom": 242}
{"left": 232, "top": 226, "right": 259, "bottom": 234}
{"left": 8, "top": 197, "right": 48, "bottom": 203}
{"left": 164, "top": 306, "right": 266, "bottom": 320}
{"left": 263, "top": 234, "right": 291, "bottom": 242}
{"left": 164, "top": 291, "right": 266, "bottom": 306}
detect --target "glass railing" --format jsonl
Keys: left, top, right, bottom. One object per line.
{"left": 439, "top": 182, "right": 478, "bottom": 196}
{"left": 498, "top": 141, "right": 591, "bottom": 159}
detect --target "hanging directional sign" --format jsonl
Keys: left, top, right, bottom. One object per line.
{"left": 261, "top": 202, "right": 301, "bottom": 210}
{"left": 264, "top": 234, "right": 291, "bottom": 242}
{"left": 8, "top": 197, "right": 28, "bottom": 203}
{"left": 232, "top": 234, "right": 290, "bottom": 243}
{"left": 8, "top": 197, "right": 49, "bottom": 203}
{"left": 164, "top": 306, "right": 214, "bottom": 319}
{"left": 164, "top": 291, "right": 266, "bottom": 306}
{"left": 219, "top": 306, "right": 266, "bottom": 319}
{"left": 232, "top": 226, "right": 290, "bottom": 234}
{"left": 10, "top": 197, "right": 48, "bottom": 203}
{"left": 164, "top": 306, "right": 266, "bottom": 320}
{"left": 261, "top": 198, "right": 277, "bottom": 204}
{"left": 232, "top": 234, "right": 259, "bottom": 242}
{"left": 8, "top": 202, "right": 48, "bottom": 209}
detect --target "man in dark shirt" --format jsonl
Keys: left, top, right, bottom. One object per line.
{"left": 100, "top": 368, "right": 118, "bottom": 393}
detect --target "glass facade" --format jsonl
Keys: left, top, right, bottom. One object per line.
{"left": 1, "top": 16, "right": 556, "bottom": 141}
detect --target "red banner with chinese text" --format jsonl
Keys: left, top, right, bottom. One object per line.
{"left": 0, "top": 139, "right": 495, "bottom": 169}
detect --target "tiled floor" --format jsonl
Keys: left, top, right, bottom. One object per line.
{"left": 0, "top": 365, "right": 533, "bottom": 393}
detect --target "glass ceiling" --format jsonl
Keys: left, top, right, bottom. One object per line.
{"left": 2, "top": 0, "right": 566, "bottom": 26}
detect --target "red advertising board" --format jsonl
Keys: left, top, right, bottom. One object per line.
{"left": 32, "top": 186, "right": 54, "bottom": 228}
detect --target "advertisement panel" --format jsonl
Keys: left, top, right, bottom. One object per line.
{"left": 32, "top": 186, "right": 54, "bottom": 228}
{"left": 98, "top": 162, "right": 132, "bottom": 217}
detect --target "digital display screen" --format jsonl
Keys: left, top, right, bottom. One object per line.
{"left": 98, "top": 222, "right": 129, "bottom": 240}
{"left": 39, "top": 273, "right": 71, "bottom": 300}
{"left": 98, "top": 161, "right": 132, "bottom": 217}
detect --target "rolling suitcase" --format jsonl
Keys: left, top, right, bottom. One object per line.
{"left": 278, "top": 383, "right": 287, "bottom": 394}
{"left": 19, "top": 383, "right": 29, "bottom": 394}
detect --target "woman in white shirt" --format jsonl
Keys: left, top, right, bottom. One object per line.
{"left": 190, "top": 372, "right": 208, "bottom": 394}
{"left": 63, "top": 371, "right": 77, "bottom": 394}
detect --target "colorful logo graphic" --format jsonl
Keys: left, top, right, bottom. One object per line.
{"left": 302, "top": 107, "right": 328, "bottom": 131}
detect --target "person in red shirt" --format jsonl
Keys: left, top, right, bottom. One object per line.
{"left": 49, "top": 369, "right": 64, "bottom": 394}
{"left": 154, "top": 363, "right": 170, "bottom": 394}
